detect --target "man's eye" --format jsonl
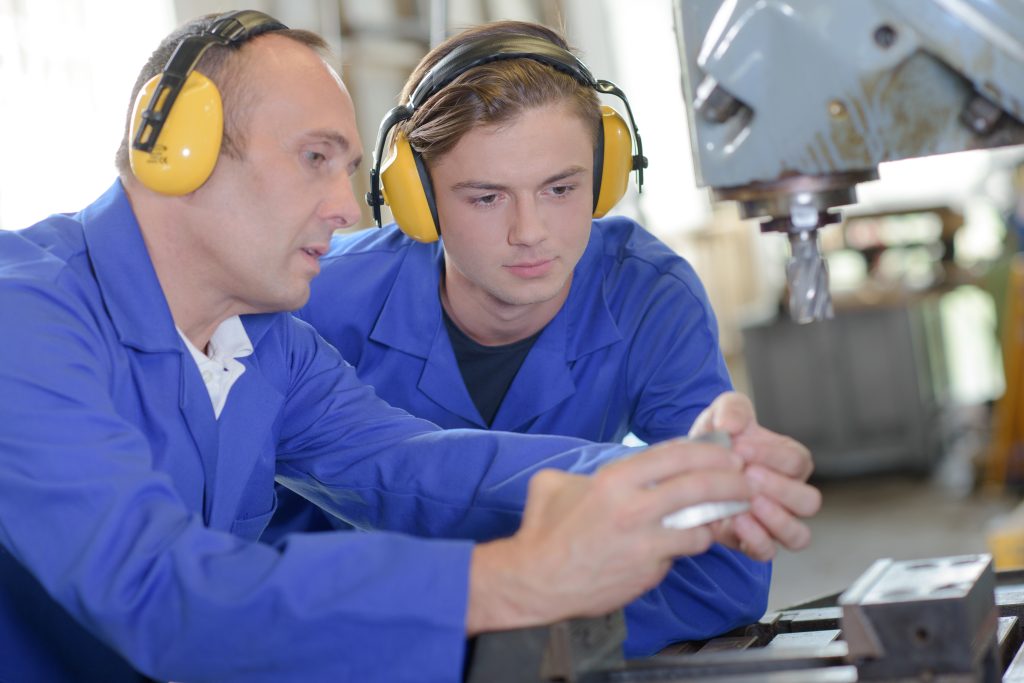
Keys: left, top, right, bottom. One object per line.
{"left": 305, "top": 151, "right": 327, "bottom": 165}
{"left": 551, "top": 184, "right": 575, "bottom": 197}
{"left": 471, "top": 194, "right": 498, "bottom": 207}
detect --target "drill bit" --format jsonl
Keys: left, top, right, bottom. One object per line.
{"left": 786, "top": 229, "right": 833, "bottom": 323}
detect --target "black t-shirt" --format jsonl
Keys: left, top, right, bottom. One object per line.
{"left": 442, "top": 308, "right": 542, "bottom": 426}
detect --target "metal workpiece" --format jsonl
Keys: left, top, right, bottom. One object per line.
{"left": 661, "top": 431, "right": 752, "bottom": 530}
{"left": 839, "top": 554, "right": 1000, "bottom": 681}
{"left": 464, "top": 554, "right": 1024, "bottom": 682}
{"left": 465, "top": 612, "right": 626, "bottom": 683}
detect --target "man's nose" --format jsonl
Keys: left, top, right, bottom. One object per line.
{"left": 508, "top": 197, "right": 547, "bottom": 246}
{"left": 322, "top": 174, "right": 362, "bottom": 230}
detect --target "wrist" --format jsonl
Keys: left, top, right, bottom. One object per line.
{"left": 466, "top": 537, "right": 552, "bottom": 635}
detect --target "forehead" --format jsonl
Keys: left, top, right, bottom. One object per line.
{"left": 456, "top": 103, "right": 593, "bottom": 158}
{"left": 239, "top": 34, "right": 361, "bottom": 144}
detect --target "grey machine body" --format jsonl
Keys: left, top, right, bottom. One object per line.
{"left": 674, "top": 0, "right": 1024, "bottom": 321}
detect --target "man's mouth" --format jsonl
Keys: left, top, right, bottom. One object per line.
{"left": 506, "top": 258, "right": 555, "bottom": 278}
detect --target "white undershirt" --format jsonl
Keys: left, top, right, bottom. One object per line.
{"left": 176, "top": 316, "right": 254, "bottom": 419}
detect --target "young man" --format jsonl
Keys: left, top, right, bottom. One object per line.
{"left": 0, "top": 11, "right": 819, "bottom": 683}
{"left": 279, "top": 20, "right": 818, "bottom": 655}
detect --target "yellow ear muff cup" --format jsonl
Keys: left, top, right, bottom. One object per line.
{"left": 129, "top": 71, "right": 224, "bottom": 196}
{"left": 380, "top": 131, "right": 440, "bottom": 243}
{"left": 593, "top": 105, "right": 633, "bottom": 218}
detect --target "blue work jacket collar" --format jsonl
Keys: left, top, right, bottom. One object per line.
{"left": 80, "top": 180, "right": 276, "bottom": 353}
{"left": 369, "top": 227, "right": 623, "bottom": 428}
{"left": 79, "top": 180, "right": 283, "bottom": 528}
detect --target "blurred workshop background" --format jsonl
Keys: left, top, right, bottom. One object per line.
{"left": 4, "top": 0, "right": 1024, "bottom": 611}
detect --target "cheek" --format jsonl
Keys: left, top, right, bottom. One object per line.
{"left": 553, "top": 209, "right": 593, "bottom": 250}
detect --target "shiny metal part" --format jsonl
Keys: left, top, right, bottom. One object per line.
{"left": 663, "top": 500, "right": 751, "bottom": 530}
{"left": 786, "top": 231, "right": 834, "bottom": 323}
{"left": 662, "top": 432, "right": 750, "bottom": 529}
{"left": 714, "top": 174, "right": 870, "bottom": 322}
{"left": 466, "top": 612, "right": 626, "bottom": 683}
{"left": 466, "top": 554, "right": 1024, "bottom": 681}
{"left": 840, "top": 554, "right": 1000, "bottom": 681}
{"left": 962, "top": 93, "right": 1006, "bottom": 136}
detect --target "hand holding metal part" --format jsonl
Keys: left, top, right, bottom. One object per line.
{"left": 467, "top": 434, "right": 752, "bottom": 633}
{"left": 661, "top": 431, "right": 751, "bottom": 530}
{"left": 684, "top": 392, "right": 821, "bottom": 561}
{"left": 467, "top": 393, "right": 819, "bottom": 632}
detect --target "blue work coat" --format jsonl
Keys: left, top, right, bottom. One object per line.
{"left": 287, "top": 220, "right": 771, "bottom": 654}
{"left": 0, "top": 182, "right": 641, "bottom": 683}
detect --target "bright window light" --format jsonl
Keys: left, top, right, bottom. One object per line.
{"left": 0, "top": 1, "right": 175, "bottom": 231}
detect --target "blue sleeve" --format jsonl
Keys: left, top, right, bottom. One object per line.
{"left": 624, "top": 548, "right": 770, "bottom": 654}
{"left": 272, "top": 318, "right": 635, "bottom": 541}
{"left": 0, "top": 279, "right": 634, "bottom": 682}
{"left": 626, "top": 253, "right": 734, "bottom": 444}
{"left": 619, "top": 250, "right": 771, "bottom": 654}
{"left": 0, "top": 279, "right": 467, "bottom": 682}
{"left": 273, "top": 322, "right": 769, "bottom": 657}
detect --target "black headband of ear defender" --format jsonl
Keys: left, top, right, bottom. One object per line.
{"left": 132, "top": 10, "right": 287, "bottom": 154}
{"left": 365, "top": 34, "right": 648, "bottom": 227}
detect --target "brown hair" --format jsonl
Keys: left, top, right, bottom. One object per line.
{"left": 114, "top": 14, "right": 328, "bottom": 177}
{"left": 399, "top": 20, "right": 601, "bottom": 165}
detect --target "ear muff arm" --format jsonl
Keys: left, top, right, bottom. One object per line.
{"left": 132, "top": 11, "right": 286, "bottom": 155}
{"left": 132, "top": 38, "right": 215, "bottom": 153}
{"left": 366, "top": 105, "right": 413, "bottom": 227}
{"left": 595, "top": 80, "right": 648, "bottom": 191}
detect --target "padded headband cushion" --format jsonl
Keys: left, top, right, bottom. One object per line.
{"left": 409, "top": 35, "right": 597, "bottom": 108}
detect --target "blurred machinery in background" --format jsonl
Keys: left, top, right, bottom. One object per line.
{"left": 673, "top": 0, "right": 1024, "bottom": 323}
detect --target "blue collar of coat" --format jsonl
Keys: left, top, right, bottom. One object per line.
{"left": 368, "top": 223, "right": 623, "bottom": 360}
{"left": 80, "top": 180, "right": 276, "bottom": 353}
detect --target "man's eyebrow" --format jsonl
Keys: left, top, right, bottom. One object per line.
{"left": 541, "top": 166, "right": 587, "bottom": 186}
{"left": 450, "top": 166, "right": 588, "bottom": 192}
{"left": 450, "top": 180, "right": 508, "bottom": 192}
{"left": 306, "top": 129, "right": 362, "bottom": 170}
{"left": 307, "top": 130, "right": 351, "bottom": 151}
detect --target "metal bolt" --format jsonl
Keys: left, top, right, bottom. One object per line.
{"left": 874, "top": 24, "right": 898, "bottom": 48}
{"left": 960, "top": 94, "right": 1003, "bottom": 136}
{"left": 828, "top": 100, "right": 847, "bottom": 118}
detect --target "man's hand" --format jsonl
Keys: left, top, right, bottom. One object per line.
{"left": 690, "top": 391, "right": 821, "bottom": 561}
{"left": 466, "top": 438, "right": 751, "bottom": 634}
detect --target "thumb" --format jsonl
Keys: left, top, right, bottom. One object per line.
{"left": 697, "top": 392, "right": 755, "bottom": 437}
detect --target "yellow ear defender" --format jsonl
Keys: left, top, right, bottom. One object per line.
{"left": 129, "top": 10, "right": 286, "bottom": 195}
{"left": 366, "top": 35, "right": 648, "bottom": 243}
{"left": 130, "top": 72, "right": 224, "bottom": 196}
{"left": 594, "top": 104, "right": 636, "bottom": 218}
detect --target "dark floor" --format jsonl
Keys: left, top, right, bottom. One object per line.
{"left": 767, "top": 471, "right": 1018, "bottom": 610}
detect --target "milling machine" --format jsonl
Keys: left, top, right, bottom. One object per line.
{"left": 674, "top": 0, "right": 1024, "bottom": 321}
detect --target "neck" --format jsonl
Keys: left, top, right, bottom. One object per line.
{"left": 439, "top": 269, "right": 570, "bottom": 347}
{"left": 125, "top": 180, "right": 235, "bottom": 351}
